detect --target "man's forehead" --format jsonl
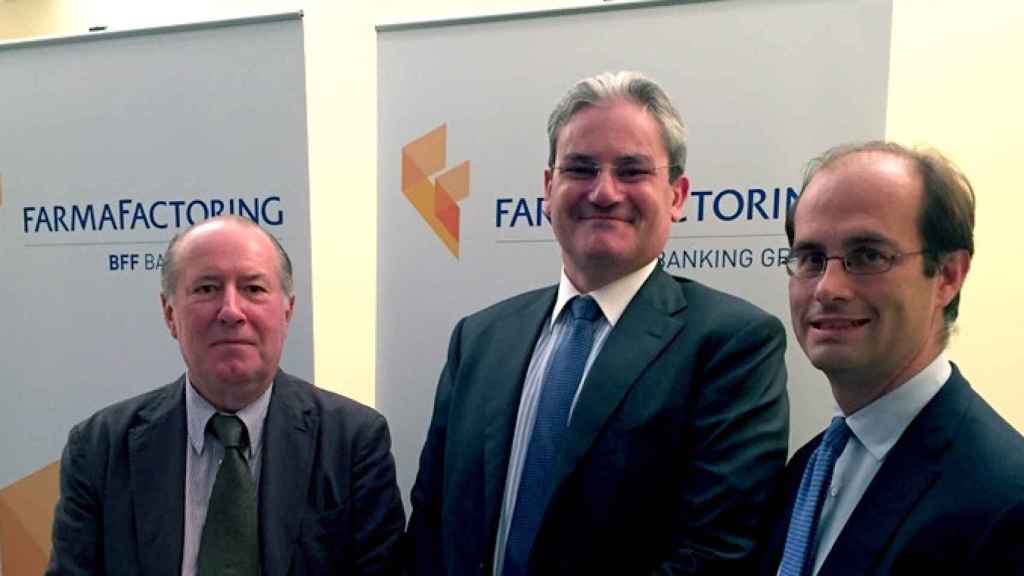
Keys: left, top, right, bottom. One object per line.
{"left": 792, "top": 228, "right": 898, "bottom": 250}
{"left": 557, "top": 103, "right": 664, "bottom": 158}
{"left": 178, "top": 221, "right": 270, "bottom": 254}
{"left": 175, "top": 224, "right": 278, "bottom": 271}
{"left": 185, "top": 266, "right": 272, "bottom": 280}
{"left": 819, "top": 150, "right": 919, "bottom": 186}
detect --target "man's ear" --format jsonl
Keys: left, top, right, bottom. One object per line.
{"left": 935, "top": 249, "right": 971, "bottom": 309}
{"left": 285, "top": 294, "right": 295, "bottom": 324}
{"left": 161, "top": 293, "right": 178, "bottom": 340}
{"left": 670, "top": 175, "right": 690, "bottom": 221}
{"left": 543, "top": 166, "right": 554, "bottom": 220}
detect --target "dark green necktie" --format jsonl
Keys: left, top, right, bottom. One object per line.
{"left": 197, "top": 414, "right": 260, "bottom": 576}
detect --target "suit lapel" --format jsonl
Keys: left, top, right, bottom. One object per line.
{"left": 820, "top": 370, "right": 971, "bottom": 574}
{"left": 129, "top": 379, "right": 187, "bottom": 576}
{"left": 483, "top": 288, "right": 557, "bottom": 541}
{"left": 259, "top": 372, "right": 316, "bottom": 576}
{"left": 551, "top": 268, "right": 688, "bottom": 491}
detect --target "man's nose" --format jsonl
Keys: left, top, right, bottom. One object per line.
{"left": 217, "top": 286, "right": 245, "bottom": 324}
{"left": 814, "top": 258, "right": 855, "bottom": 303}
{"left": 587, "top": 168, "right": 624, "bottom": 207}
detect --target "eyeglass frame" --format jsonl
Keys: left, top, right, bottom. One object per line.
{"left": 552, "top": 160, "right": 680, "bottom": 184}
{"left": 784, "top": 246, "right": 931, "bottom": 278}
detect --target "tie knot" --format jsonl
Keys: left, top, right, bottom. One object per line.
{"left": 208, "top": 414, "right": 249, "bottom": 450}
{"left": 569, "top": 296, "right": 602, "bottom": 322}
{"left": 821, "top": 416, "right": 851, "bottom": 453}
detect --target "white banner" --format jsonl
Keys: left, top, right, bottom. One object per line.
{"left": 0, "top": 13, "right": 313, "bottom": 489}
{"left": 377, "top": 0, "right": 892, "bottom": 498}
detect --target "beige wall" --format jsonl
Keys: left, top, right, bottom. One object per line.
{"left": 2, "top": 0, "right": 1020, "bottom": 432}
{"left": 0, "top": 0, "right": 61, "bottom": 39}
{"left": 888, "top": 1, "right": 1024, "bottom": 430}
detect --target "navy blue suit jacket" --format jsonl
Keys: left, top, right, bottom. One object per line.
{"left": 758, "top": 365, "right": 1024, "bottom": 575}
{"left": 407, "top": 268, "right": 789, "bottom": 575}
{"left": 47, "top": 371, "right": 406, "bottom": 575}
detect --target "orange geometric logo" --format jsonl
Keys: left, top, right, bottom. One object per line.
{"left": 0, "top": 461, "right": 60, "bottom": 575}
{"left": 401, "top": 124, "right": 470, "bottom": 258}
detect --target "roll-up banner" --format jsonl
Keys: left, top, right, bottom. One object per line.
{"left": 0, "top": 14, "right": 312, "bottom": 572}
{"left": 378, "top": 0, "right": 893, "bottom": 500}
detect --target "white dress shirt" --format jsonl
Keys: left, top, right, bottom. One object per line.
{"left": 492, "top": 260, "right": 658, "bottom": 575}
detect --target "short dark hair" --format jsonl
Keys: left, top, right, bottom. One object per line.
{"left": 160, "top": 215, "right": 293, "bottom": 297}
{"left": 786, "top": 141, "right": 975, "bottom": 335}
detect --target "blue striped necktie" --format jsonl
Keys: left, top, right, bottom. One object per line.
{"left": 779, "top": 416, "right": 851, "bottom": 576}
{"left": 504, "top": 295, "right": 602, "bottom": 576}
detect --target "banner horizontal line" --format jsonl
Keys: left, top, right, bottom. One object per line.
{"left": 669, "top": 233, "right": 788, "bottom": 240}
{"left": 24, "top": 240, "right": 170, "bottom": 248}
{"left": 495, "top": 233, "right": 787, "bottom": 244}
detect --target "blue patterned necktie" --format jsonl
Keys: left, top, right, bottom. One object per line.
{"left": 779, "top": 416, "right": 852, "bottom": 576}
{"left": 504, "top": 296, "right": 603, "bottom": 576}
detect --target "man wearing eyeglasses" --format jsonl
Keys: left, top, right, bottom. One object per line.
{"left": 758, "top": 142, "right": 1024, "bottom": 575}
{"left": 407, "top": 71, "right": 789, "bottom": 575}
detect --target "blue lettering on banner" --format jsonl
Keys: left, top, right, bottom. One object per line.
{"left": 106, "top": 252, "right": 166, "bottom": 272}
{"left": 145, "top": 253, "right": 166, "bottom": 270}
{"left": 22, "top": 196, "right": 285, "bottom": 234}
{"left": 492, "top": 187, "right": 797, "bottom": 229}
{"left": 660, "top": 246, "right": 792, "bottom": 270}
{"left": 496, "top": 197, "right": 548, "bottom": 228}
{"left": 108, "top": 253, "right": 141, "bottom": 271}
{"left": 681, "top": 187, "right": 799, "bottom": 223}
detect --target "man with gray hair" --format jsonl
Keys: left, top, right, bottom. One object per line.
{"left": 408, "top": 71, "right": 789, "bottom": 574}
{"left": 48, "top": 215, "right": 406, "bottom": 575}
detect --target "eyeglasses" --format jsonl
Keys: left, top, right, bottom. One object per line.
{"left": 785, "top": 246, "right": 929, "bottom": 278}
{"left": 554, "top": 161, "right": 678, "bottom": 184}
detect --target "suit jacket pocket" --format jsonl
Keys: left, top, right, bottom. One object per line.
{"left": 294, "top": 501, "right": 353, "bottom": 574}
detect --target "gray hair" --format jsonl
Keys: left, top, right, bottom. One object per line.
{"left": 547, "top": 71, "right": 688, "bottom": 183}
{"left": 160, "top": 215, "right": 294, "bottom": 297}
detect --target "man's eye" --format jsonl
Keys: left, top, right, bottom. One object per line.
{"left": 245, "top": 285, "right": 268, "bottom": 294}
{"left": 194, "top": 284, "right": 217, "bottom": 294}
{"left": 560, "top": 165, "right": 599, "bottom": 179}
{"left": 849, "top": 247, "right": 886, "bottom": 265}
{"left": 798, "top": 252, "right": 827, "bottom": 267}
{"left": 615, "top": 166, "right": 653, "bottom": 181}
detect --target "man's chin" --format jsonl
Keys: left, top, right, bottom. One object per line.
{"left": 208, "top": 366, "right": 272, "bottom": 392}
{"left": 807, "top": 348, "right": 865, "bottom": 375}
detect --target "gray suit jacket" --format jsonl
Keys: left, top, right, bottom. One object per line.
{"left": 47, "top": 371, "right": 405, "bottom": 575}
{"left": 408, "top": 268, "right": 789, "bottom": 575}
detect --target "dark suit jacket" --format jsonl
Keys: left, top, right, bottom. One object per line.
{"left": 407, "top": 268, "right": 789, "bottom": 575}
{"left": 47, "top": 370, "right": 406, "bottom": 575}
{"left": 758, "top": 365, "right": 1024, "bottom": 575}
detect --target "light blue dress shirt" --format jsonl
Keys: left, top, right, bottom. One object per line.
{"left": 806, "top": 353, "right": 951, "bottom": 575}
{"left": 491, "top": 260, "right": 657, "bottom": 576}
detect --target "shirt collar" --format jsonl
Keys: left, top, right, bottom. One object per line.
{"left": 185, "top": 372, "right": 274, "bottom": 459}
{"left": 552, "top": 260, "right": 658, "bottom": 328}
{"left": 840, "top": 352, "right": 951, "bottom": 461}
